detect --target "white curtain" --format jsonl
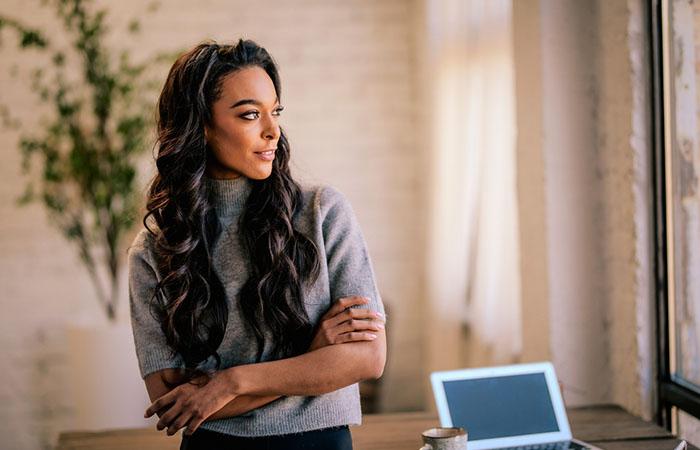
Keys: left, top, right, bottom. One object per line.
{"left": 424, "top": 0, "right": 521, "bottom": 368}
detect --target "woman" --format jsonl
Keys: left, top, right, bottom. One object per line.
{"left": 128, "top": 39, "right": 387, "bottom": 450}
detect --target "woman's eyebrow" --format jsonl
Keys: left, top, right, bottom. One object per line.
{"left": 230, "top": 97, "right": 280, "bottom": 109}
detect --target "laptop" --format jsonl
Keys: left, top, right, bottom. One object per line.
{"left": 430, "top": 362, "right": 602, "bottom": 450}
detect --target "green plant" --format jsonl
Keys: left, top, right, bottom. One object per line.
{"left": 0, "top": 0, "right": 173, "bottom": 321}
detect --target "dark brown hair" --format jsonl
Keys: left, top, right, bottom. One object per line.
{"left": 144, "top": 39, "right": 321, "bottom": 377}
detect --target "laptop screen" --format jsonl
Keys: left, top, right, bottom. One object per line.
{"left": 443, "top": 373, "right": 560, "bottom": 440}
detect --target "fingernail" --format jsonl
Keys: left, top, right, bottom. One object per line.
{"left": 377, "top": 323, "right": 385, "bottom": 329}
{"left": 368, "top": 334, "right": 377, "bottom": 339}
{"left": 373, "top": 312, "right": 383, "bottom": 319}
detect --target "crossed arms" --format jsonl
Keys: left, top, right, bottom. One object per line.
{"left": 143, "top": 296, "right": 386, "bottom": 436}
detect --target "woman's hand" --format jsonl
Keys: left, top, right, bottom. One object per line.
{"left": 144, "top": 295, "right": 385, "bottom": 435}
{"left": 144, "top": 370, "right": 236, "bottom": 436}
{"left": 309, "top": 296, "right": 385, "bottom": 352}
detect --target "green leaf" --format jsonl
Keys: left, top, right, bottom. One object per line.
{"left": 16, "top": 183, "right": 35, "bottom": 206}
{"left": 52, "top": 52, "right": 65, "bottom": 66}
{"left": 43, "top": 191, "right": 66, "bottom": 213}
{"left": 64, "top": 219, "right": 84, "bottom": 239}
{"left": 0, "top": 103, "right": 21, "bottom": 129}
{"left": 147, "top": 1, "right": 160, "bottom": 13}
{"left": 127, "top": 19, "right": 140, "bottom": 34}
{"left": 3, "top": 0, "right": 174, "bottom": 322}
{"left": 20, "top": 30, "right": 48, "bottom": 48}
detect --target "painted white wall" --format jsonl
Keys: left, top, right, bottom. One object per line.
{"left": 513, "top": 0, "right": 655, "bottom": 418}
{"left": 0, "top": 0, "right": 678, "bottom": 448}
{"left": 421, "top": 0, "right": 520, "bottom": 377}
{"left": 0, "top": 1, "right": 425, "bottom": 448}
{"left": 512, "top": 0, "right": 551, "bottom": 365}
{"left": 540, "top": 0, "right": 613, "bottom": 407}
{"left": 414, "top": 0, "right": 658, "bottom": 423}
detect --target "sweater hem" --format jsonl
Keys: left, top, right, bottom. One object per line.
{"left": 198, "top": 413, "right": 362, "bottom": 438}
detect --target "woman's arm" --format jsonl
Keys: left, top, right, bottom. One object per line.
{"left": 130, "top": 236, "right": 283, "bottom": 421}
{"left": 147, "top": 325, "right": 386, "bottom": 436}
{"left": 225, "top": 299, "right": 386, "bottom": 397}
{"left": 230, "top": 330, "right": 386, "bottom": 395}
{"left": 144, "top": 369, "right": 281, "bottom": 420}
{"left": 147, "top": 296, "right": 386, "bottom": 435}
{"left": 147, "top": 186, "right": 388, "bottom": 434}
{"left": 146, "top": 296, "right": 385, "bottom": 429}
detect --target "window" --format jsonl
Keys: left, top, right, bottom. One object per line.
{"left": 651, "top": 0, "right": 700, "bottom": 438}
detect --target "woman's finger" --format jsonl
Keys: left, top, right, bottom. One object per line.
{"left": 322, "top": 296, "right": 369, "bottom": 321}
{"left": 336, "top": 331, "right": 378, "bottom": 343}
{"left": 336, "top": 319, "right": 384, "bottom": 334}
{"left": 167, "top": 410, "right": 191, "bottom": 436}
{"left": 156, "top": 401, "right": 182, "bottom": 431}
{"left": 326, "top": 306, "right": 384, "bottom": 329}
{"left": 145, "top": 390, "right": 177, "bottom": 418}
{"left": 185, "top": 416, "right": 205, "bottom": 436}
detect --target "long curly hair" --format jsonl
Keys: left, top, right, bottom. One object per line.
{"left": 144, "top": 39, "right": 321, "bottom": 378}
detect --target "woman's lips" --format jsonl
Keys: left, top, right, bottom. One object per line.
{"left": 255, "top": 149, "right": 275, "bottom": 161}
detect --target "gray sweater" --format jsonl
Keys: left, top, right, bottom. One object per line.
{"left": 128, "top": 176, "right": 385, "bottom": 437}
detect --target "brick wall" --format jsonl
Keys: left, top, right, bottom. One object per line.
{"left": 0, "top": 1, "right": 426, "bottom": 448}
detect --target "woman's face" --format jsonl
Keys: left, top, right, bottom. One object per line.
{"left": 204, "top": 66, "right": 283, "bottom": 180}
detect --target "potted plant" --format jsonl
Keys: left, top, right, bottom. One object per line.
{"left": 0, "top": 0, "right": 174, "bottom": 430}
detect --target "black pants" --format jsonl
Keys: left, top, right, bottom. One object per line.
{"left": 180, "top": 425, "right": 353, "bottom": 450}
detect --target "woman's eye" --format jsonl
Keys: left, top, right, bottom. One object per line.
{"left": 241, "top": 111, "right": 260, "bottom": 120}
{"left": 240, "top": 107, "right": 283, "bottom": 120}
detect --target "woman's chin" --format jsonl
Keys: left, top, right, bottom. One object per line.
{"left": 245, "top": 167, "right": 274, "bottom": 180}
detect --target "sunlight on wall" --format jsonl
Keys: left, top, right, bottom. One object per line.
{"left": 423, "top": 0, "right": 521, "bottom": 381}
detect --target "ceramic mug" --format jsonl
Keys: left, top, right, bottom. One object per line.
{"left": 419, "top": 427, "right": 468, "bottom": 450}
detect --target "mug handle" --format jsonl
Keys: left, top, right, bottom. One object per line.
{"left": 419, "top": 446, "right": 433, "bottom": 450}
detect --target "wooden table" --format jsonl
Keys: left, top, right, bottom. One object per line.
{"left": 57, "top": 405, "right": 696, "bottom": 450}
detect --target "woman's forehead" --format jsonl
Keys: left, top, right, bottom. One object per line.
{"left": 218, "top": 66, "right": 278, "bottom": 106}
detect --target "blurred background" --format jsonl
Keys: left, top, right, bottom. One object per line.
{"left": 0, "top": 0, "right": 699, "bottom": 449}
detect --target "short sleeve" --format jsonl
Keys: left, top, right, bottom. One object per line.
{"left": 128, "top": 231, "right": 184, "bottom": 379}
{"left": 320, "top": 186, "right": 386, "bottom": 318}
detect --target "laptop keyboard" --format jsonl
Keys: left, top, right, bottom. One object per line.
{"left": 500, "top": 441, "right": 590, "bottom": 450}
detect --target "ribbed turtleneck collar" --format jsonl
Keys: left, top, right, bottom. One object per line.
{"left": 204, "top": 175, "right": 252, "bottom": 219}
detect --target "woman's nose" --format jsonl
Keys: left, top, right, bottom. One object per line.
{"left": 262, "top": 117, "right": 280, "bottom": 141}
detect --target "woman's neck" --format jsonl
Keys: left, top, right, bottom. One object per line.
{"left": 204, "top": 175, "right": 252, "bottom": 219}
